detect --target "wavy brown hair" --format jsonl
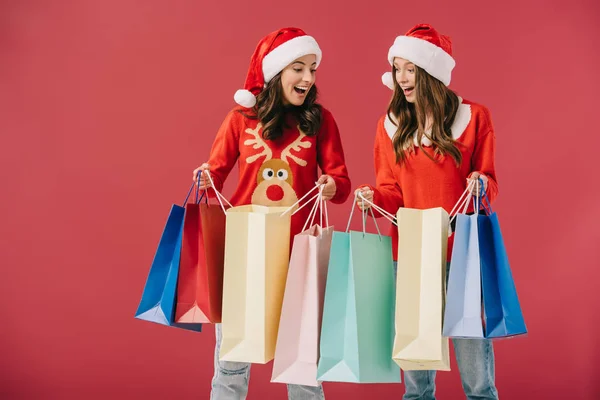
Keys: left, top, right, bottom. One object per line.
{"left": 239, "top": 72, "right": 322, "bottom": 140}
{"left": 387, "top": 65, "right": 462, "bottom": 166}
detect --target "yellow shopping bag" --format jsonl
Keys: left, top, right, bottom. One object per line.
{"left": 219, "top": 205, "right": 291, "bottom": 364}
{"left": 393, "top": 207, "right": 451, "bottom": 371}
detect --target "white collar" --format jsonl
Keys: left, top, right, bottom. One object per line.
{"left": 384, "top": 97, "right": 472, "bottom": 147}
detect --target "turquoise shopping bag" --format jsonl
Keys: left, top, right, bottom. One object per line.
{"left": 316, "top": 202, "right": 400, "bottom": 383}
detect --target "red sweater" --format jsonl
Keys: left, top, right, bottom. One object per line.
{"left": 366, "top": 99, "right": 499, "bottom": 261}
{"left": 207, "top": 106, "right": 351, "bottom": 240}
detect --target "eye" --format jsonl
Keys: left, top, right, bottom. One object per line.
{"left": 262, "top": 168, "right": 275, "bottom": 180}
{"left": 311, "top": 69, "right": 317, "bottom": 74}
{"left": 293, "top": 68, "right": 302, "bottom": 72}
{"left": 276, "top": 169, "right": 289, "bottom": 180}
{"left": 408, "top": 69, "right": 415, "bottom": 73}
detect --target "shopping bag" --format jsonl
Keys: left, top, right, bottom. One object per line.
{"left": 317, "top": 202, "right": 400, "bottom": 383}
{"left": 393, "top": 207, "right": 450, "bottom": 371}
{"left": 443, "top": 193, "right": 485, "bottom": 338}
{"left": 175, "top": 187, "right": 227, "bottom": 324}
{"left": 478, "top": 187, "right": 527, "bottom": 338}
{"left": 219, "top": 205, "right": 291, "bottom": 364}
{"left": 272, "top": 193, "right": 333, "bottom": 386}
{"left": 134, "top": 183, "right": 202, "bottom": 332}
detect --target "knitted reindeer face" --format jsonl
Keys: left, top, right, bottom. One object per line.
{"left": 244, "top": 123, "right": 312, "bottom": 207}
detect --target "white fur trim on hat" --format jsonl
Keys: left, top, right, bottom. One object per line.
{"left": 387, "top": 36, "right": 455, "bottom": 86}
{"left": 234, "top": 89, "right": 256, "bottom": 108}
{"left": 382, "top": 71, "right": 395, "bottom": 90}
{"left": 262, "top": 35, "right": 322, "bottom": 83}
{"left": 384, "top": 98, "right": 472, "bottom": 145}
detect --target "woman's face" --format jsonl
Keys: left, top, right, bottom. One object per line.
{"left": 280, "top": 54, "right": 317, "bottom": 106}
{"left": 394, "top": 57, "right": 417, "bottom": 103}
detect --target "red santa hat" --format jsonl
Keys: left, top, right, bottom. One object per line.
{"left": 382, "top": 23, "right": 455, "bottom": 89}
{"left": 234, "top": 27, "right": 322, "bottom": 108}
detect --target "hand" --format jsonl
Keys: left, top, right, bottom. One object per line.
{"left": 192, "top": 163, "right": 211, "bottom": 190}
{"left": 467, "top": 172, "right": 488, "bottom": 196}
{"left": 317, "top": 175, "right": 337, "bottom": 201}
{"left": 354, "top": 186, "right": 373, "bottom": 211}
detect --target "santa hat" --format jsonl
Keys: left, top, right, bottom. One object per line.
{"left": 382, "top": 23, "right": 455, "bottom": 89}
{"left": 234, "top": 27, "right": 322, "bottom": 108}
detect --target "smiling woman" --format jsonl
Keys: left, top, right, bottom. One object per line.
{"left": 190, "top": 27, "right": 351, "bottom": 399}
{"left": 357, "top": 23, "right": 501, "bottom": 400}
{"left": 282, "top": 55, "right": 317, "bottom": 105}
{"left": 247, "top": 53, "right": 321, "bottom": 142}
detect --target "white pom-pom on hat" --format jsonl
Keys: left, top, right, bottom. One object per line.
{"left": 234, "top": 89, "right": 257, "bottom": 108}
{"left": 381, "top": 72, "right": 395, "bottom": 90}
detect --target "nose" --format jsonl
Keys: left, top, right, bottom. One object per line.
{"left": 397, "top": 70, "right": 408, "bottom": 85}
{"left": 302, "top": 69, "right": 314, "bottom": 84}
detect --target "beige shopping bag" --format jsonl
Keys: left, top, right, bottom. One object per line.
{"left": 393, "top": 207, "right": 451, "bottom": 371}
{"left": 219, "top": 205, "right": 291, "bottom": 364}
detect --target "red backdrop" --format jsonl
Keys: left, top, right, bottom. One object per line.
{"left": 1, "top": 0, "right": 599, "bottom": 399}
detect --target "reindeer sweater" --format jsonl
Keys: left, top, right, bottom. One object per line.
{"left": 207, "top": 106, "right": 351, "bottom": 241}
{"left": 365, "top": 99, "right": 499, "bottom": 261}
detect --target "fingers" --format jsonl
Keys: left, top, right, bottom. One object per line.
{"left": 354, "top": 187, "right": 373, "bottom": 211}
{"left": 467, "top": 173, "right": 487, "bottom": 197}
{"left": 317, "top": 175, "right": 334, "bottom": 188}
{"left": 469, "top": 186, "right": 481, "bottom": 196}
{"left": 467, "top": 172, "right": 487, "bottom": 192}
{"left": 356, "top": 201, "right": 372, "bottom": 211}
{"left": 192, "top": 163, "right": 210, "bottom": 182}
{"left": 192, "top": 168, "right": 201, "bottom": 182}
{"left": 321, "top": 191, "right": 334, "bottom": 201}
{"left": 318, "top": 176, "right": 336, "bottom": 201}
{"left": 355, "top": 187, "right": 373, "bottom": 202}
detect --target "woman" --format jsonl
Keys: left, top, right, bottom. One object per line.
{"left": 192, "top": 27, "right": 351, "bottom": 400}
{"left": 356, "top": 24, "right": 499, "bottom": 400}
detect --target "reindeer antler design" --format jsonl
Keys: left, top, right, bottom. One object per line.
{"left": 244, "top": 123, "right": 273, "bottom": 164}
{"left": 281, "top": 126, "right": 312, "bottom": 167}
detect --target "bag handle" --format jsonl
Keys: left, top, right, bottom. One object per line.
{"left": 476, "top": 177, "right": 492, "bottom": 215}
{"left": 301, "top": 185, "right": 330, "bottom": 233}
{"left": 281, "top": 183, "right": 321, "bottom": 217}
{"left": 356, "top": 192, "right": 397, "bottom": 226}
{"left": 449, "top": 179, "right": 476, "bottom": 224}
{"left": 198, "top": 170, "right": 232, "bottom": 213}
{"left": 182, "top": 182, "right": 195, "bottom": 206}
{"left": 345, "top": 192, "right": 387, "bottom": 239}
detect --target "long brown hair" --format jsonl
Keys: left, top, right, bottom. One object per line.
{"left": 239, "top": 72, "right": 322, "bottom": 140}
{"left": 387, "top": 65, "right": 462, "bottom": 166}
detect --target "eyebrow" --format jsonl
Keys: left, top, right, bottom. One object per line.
{"left": 394, "top": 62, "right": 415, "bottom": 69}
{"left": 293, "top": 61, "right": 318, "bottom": 66}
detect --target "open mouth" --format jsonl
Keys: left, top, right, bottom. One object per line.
{"left": 402, "top": 87, "right": 414, "bottom": 96}
{"left": 294, "top": 86, "right": 309, "bottom": 95}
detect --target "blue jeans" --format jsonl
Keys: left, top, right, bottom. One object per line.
{"left": 394, "top": 262, "right": 499, "bottom": 400}
{"left": 210, "top": 324, "right": 325, "bottom": 400}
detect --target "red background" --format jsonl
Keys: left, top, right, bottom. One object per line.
{"left": 2, "top": 0, "right": 599, "bottom": 399}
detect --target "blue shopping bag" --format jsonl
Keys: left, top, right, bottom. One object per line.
{"left": 478, "top": 184, "right": 526, "bottom": 338}
{"left": 134, "top": 183, "right": 202, "bottom": 332}
{"left": 443, "top": 197, "right": 485, "bottom": 338}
